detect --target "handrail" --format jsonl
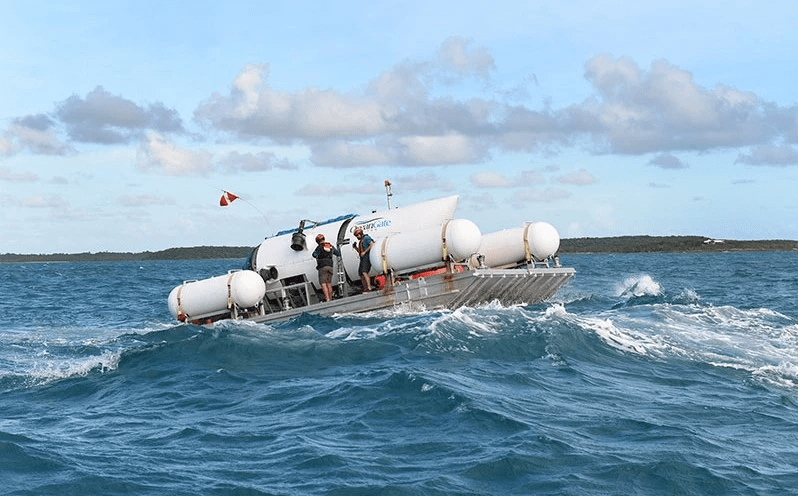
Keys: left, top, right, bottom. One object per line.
{"left": 278, "top": 280, "right": 314, "bottom": 310}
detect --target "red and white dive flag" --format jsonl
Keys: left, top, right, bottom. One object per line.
{"left": 219, "top": 191, "right": 239, "bottom": 206}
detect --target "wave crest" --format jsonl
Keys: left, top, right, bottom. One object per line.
{"left": 616, "top": 274, "right": 662, "bottom": 298}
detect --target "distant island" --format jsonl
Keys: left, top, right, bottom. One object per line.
{"left": 558, "top": 235, "right": 798, "bottom": 254}
{"left": 0, "top": 246, "right": 254, "bottom": 263}
{"left": 1, "top": 236, "right": 796, "bottom": 263}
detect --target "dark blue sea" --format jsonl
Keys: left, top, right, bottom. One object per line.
{"left": 2, "top": 252, "right": 798, "bottom": 495}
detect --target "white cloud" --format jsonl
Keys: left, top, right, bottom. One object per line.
{"left": 195, "top": 63, "right": 388, "bottom": 141}
{"left": 3, "top": 116, "right": 71, "bottom": 156}
{"left": 510, "top": 187, "right": 571, "bottom": 206}
{"left": 648, "top": 153, "right": 688, "bottom": 169}
{"left": 0, "top": 134, "right": 13, "bottom": 155}
{"left": 118, "top": 194, "right": 176, "bottom": 207}
{"left": 393, "top": 172, "right": 456, "bottom": 191}
{"left": 135, "top": 132, "right": 213, "bottom": 176}
{"left": 6, "top": 39, "right": 798, "bottom": 179}
{"left": 22, "top": 195, "right": 69, "bottom": 208}
{"left": 468, "top": 192, "right": 498, "bottom": 210}
{"left": 518, "top": 169, "right": 548, "bottom": 184}
{"left": 294, "top": 183, "right": 381, "bottom": 197}
{"left": 195, "top": 38, "right": 498, "bottom": 167}
{"left": 435, "top": 36, "right": 495, "bottom": 82}
{"left": 735, "top": 144, "right": 798, "bottom": 166}
{"left": 0, "top": 166, "right": 38, "bottom": 182}
{"left": 218, "top": 150, "right": 299, "bottom": 172}
{"left": 56, "top": 86, "right": 183, "bottom": 144}
{"left": 555, "top": 168, "right": 597, "bottom": 185}
{"left": 470, "top": 171, "right": 513, "bottom": 188}
{"left": 397, "top": 133, "right": 482, "bottom": 165}
{"left": 579, "top": 54, "right": 783, "bottom": 154}
{"left": 311, "top": 141, "right": 394, "bottom": 168}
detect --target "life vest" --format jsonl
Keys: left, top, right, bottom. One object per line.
{"left": 314, "top": 243, "right": 336, "bottom": 269}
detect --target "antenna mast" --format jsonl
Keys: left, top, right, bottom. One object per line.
{"left": 384, "top": 179, "right": 393, "bottom": 209}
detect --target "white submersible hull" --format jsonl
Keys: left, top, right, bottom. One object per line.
{"left": 168, "top": 193, "right": 575, "bottom": 325}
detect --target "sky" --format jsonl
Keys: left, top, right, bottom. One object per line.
{"left": 2, "top": 1, "right": 798, "bottom": 254}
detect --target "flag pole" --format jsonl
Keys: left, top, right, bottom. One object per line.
{"left": 385, "top": 179, "right": 393, "bottom": 209}
{"left": 218, "top": 189, "right": 270, "bottom": 226}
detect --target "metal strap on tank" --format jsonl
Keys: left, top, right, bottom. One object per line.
{"left": 380, "top": 238, "right": 389, "bottom": 274}
{"left": 226, "top": 273, "right": 234, "bottom": 310}
{"left": 176, "top": 285, "right": 185, "bottom": 318}
{"left": 523, "top": 222, "right": 532, "bottom": 262}
{"left": 441, "top": 220, "right": 450, "bottom": 261}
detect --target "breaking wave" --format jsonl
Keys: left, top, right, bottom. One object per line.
{"left": 563, "top": 271, "right": 798, "bottom": 389}
{"left": 616, "top": 273, "right": 663, "bottom": 298}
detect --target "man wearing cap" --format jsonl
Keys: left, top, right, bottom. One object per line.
{"left": 352, "top": 228, "right": 374, "bottom": 292}
{"left": 312, "top": 234, "right": 340, "bottom": 302}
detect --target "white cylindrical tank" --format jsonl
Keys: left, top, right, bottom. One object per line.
{"left": 471, "top": 227, "right": 526, "bottom": 268}
{"left": 527, "top": 222, "right": 560, "bottom": 260}
{"left": 369, "top": 219, "right": 482, "bottom": 275}
{"left": 168, "top": 270, "right": 266, "bottom": 320}
{"left": 471, "top": 222, "right": 561, "bottom": 268}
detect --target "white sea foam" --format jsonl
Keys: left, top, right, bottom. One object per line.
{"left": 326, "top": 304, "right": 511, "bottom": 343}
{"left": 572, "top": 295, "right": 798, "bottom": 388}
{"left": 543, "top": 303, "right": 568, "bottom": 318}
{"left": 577, "top": 316, "right": 651, "bottom": 355}
{"left": 615, "top": 274, "right": 662, "bottom": 298}
{"left": 26, "top": 349, "right": 122, "bottom": 385}
{"left": 431, "top": 307, "right": 500, "bottom": 336}
{"left": 325, "top": 324, "right": 383, "bottom": 341}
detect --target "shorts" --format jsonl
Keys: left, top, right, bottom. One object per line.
{"left": 358, "top": 256, "right": 371, "bottom": 276}
{"left": 318, "top": 266, "right": 334, "bottom": 285}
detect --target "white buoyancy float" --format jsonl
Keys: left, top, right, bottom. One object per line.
{"left": 369, "top": 218, "right": 482, "bottom": 275}
{"left": 168, "top": 270, "right": 266, "bottom": 321}
{"left": 471, "top": 222, "right": 561, "bottom": 268}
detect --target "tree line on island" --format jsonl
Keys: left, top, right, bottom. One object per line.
{"left": 0, "top": 246, "right": 254, "bottom": 263}
{"left": 2, "top": 236, "right": 797, "bottom": 263}
{"left": 559, "top": 235, "right": 797, "bottom": 254}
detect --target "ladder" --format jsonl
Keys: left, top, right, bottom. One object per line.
{"left": 335, "top": 251, "right": 346, "bottom": 298}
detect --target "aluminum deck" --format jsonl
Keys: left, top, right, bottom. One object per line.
{"left": 245, "top": 266, "right": 575, "bottom": 325}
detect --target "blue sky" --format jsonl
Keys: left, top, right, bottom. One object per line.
{"left": 2, "top": 1, "right": 797, "bottom": 254}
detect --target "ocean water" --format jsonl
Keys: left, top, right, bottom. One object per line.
{"left": 1, "top": 252, "right": 797, "bottom": 495}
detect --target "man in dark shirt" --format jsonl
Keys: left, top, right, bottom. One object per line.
{"left": 353, "top": 227, "right": 373, "bottom": 292}
{"left": 312, "top": 234, "right": 340, "bottom": 301}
